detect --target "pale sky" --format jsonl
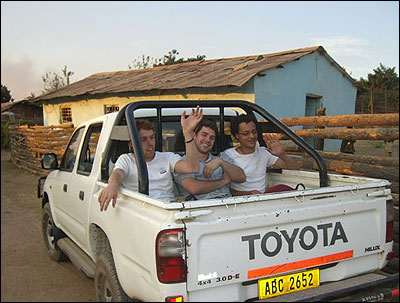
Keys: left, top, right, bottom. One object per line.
{"left": 1, "top": 1, "right": 399, "bottom": 101}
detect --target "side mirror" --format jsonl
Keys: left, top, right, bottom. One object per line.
{"left": 41, "top": 153, "right": 59, "bottom": 169}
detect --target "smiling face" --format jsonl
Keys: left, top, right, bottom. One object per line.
{"left": 194, "top": 126, "right": 216, "bottom": 156}
{"left": 138, "top": 128, "right": 156, "bottom": 161}
{"left": 235, "top": 121, "right": 258, "bottom": 152}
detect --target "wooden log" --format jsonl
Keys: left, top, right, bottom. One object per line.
{"left": 287, "top": 150, "right": 399, "bottom": 167}
{"left": 280, "top": 113, "right": 399, "bottom": 127}
{"left": 269, "top": 127, "right": 399, "bottom": 141}
{"left": 295, "top": 157, "right": 399, "bottom": 192}
{"left": 29, "top": 147, "right": 66, "bottom": 155}
{"left": 26, "top": 138, "right": 70, "bottom": 145}
{"left": 17, "top": 123, "right": 74, "bottom": 129}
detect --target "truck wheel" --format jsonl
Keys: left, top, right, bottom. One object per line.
{"left": 42, "top": 203, "right": 67, "bottom": 261}
{"left": 95, "top": 251, "right": 133, "bottom": 302}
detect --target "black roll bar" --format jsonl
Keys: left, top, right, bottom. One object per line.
{"left": 105, "top": 100, "right": 328, "bottom": 196}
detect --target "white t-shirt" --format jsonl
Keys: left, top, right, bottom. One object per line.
{"left": 113, "top": 152, "right": 181, "bottom": 201}
{"left": 221, "top": 146, "right": 278, "bottom": 192}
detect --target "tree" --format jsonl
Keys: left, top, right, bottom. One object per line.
{"left": 24, "top": 92, "right": 37, "bottom": 100}
{"left": 1, "top": 84, "right": 13, "bottom": 103}
{"left": 42, "top": 65, "right": 74, "bottom": 93}
{"left": 128, "top": 55, "right": 153, "bottom": 70}
{"left": 356, "top": 63, "right": 399, "bottom": 113}
{"left": 62, "top": 65, "right": 74, "bottom": 85}
{"left": 373, "top": 63, "right": 398, "bottom": 112}
{"left": 128, "top": 49, "right": 206, "bottom": 70}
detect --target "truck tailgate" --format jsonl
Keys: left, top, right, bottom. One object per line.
{"left": 183, "top": 190, "right": 388, "bottom": 300}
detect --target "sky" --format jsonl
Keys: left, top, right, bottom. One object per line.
{"left": 1, "top": 1, "right": 399, "bottom": 101}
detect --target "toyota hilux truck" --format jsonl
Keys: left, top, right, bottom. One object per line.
{"left": 38, "top": 100, "right": 397, "bottom": 302}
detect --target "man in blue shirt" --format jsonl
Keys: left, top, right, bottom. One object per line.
{"left": 176, "top": 119, "right": 245, "bottom": 200}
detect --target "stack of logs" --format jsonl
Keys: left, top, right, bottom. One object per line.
{"left": 276, "top": 113, "right": 399, "bottom": 274}
{"left": 276, "top": 113, "right": 399, "bottom": 193}
{"left": 8, "top": 123, "right": 75, "bottom": 175}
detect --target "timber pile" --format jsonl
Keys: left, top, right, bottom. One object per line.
{"left": 276, "top": 113, "right": 399, "bottom": 274}
{"left": 274, "top": 113, "right": 399, "bottom": 141}
{"left": 272, "top": 113, "right": 399, "bottom": 193}
{"left": 289, "top": 150, "right": 399, "bottom": 193}
{"left": 9, "top": 123, "right": 75, "bottom": 175}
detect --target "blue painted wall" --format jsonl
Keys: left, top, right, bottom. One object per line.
{"left": 252, "top": 52, "right": 357, "bottom": 151}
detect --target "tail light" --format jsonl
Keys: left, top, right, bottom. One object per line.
{"left": 386, "top": 198, "right": 394, "bottom": 242}
{"left": 156, "top": 229, "right": 186, "bottom": 283}
{"left": 165, "top": 296, "right": 184, "bottom": 302}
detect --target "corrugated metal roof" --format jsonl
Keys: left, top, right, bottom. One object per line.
{"left": 30, "top": 46, "right": 354, "bottom": 103}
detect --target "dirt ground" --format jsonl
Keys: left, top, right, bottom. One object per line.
{"left": 1, "top": 149, "right": 96, "bottom": 302}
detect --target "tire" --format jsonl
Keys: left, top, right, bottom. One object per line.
{"left": 95, "top": 251, "right": 132, "bottom": 302}
{"left": 41, "top": 203, "right": 67, "bottom": 261}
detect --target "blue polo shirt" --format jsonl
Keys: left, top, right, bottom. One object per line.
{"left": 175, "top": 153, "right": 233, "bottom": 200}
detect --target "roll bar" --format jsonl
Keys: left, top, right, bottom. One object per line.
{"left": 102, "top": 100, "right": 328, "bottom": 195}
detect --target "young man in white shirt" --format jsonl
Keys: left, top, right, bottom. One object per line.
{"left": 98, "top": 106, "right": 203, "bottom": 211}
{"left": 220, "top": 114, "right": 299, "bottom": 196}
{"left": 176, "top": 119, "right": 245, "bottom": 200}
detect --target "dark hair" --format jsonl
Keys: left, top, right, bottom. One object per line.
{"left": 231, "top": 114, "right": 258, "bottom": 135}
{"left": 135, "top": 119, "right": 154, "bottom": 132}
{"left": 195, "top": 119, "right": 219, "bottom": 136}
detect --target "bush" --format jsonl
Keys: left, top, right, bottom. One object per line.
{"left": 1, "top": 120, "right": 10, "bottom": 149}
{"left": 1, "top": 119, "right": 39, "bottom": 149}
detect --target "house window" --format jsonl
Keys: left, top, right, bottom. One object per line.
{"left": 105, "top": 104, "right": 120, "bottom": 114}
{"left": 304, "top": 94, "right": 322, "bottom": 148}
{"left": 61, "top": 107, "right": 72, "bottom": 123}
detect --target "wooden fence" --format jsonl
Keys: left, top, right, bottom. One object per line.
{"left": 8, "top": 123, "right": 75, "bottom": 175}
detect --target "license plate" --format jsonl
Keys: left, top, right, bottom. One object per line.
{"left": 258, "top": 269, "right": 320, "bottom": 299}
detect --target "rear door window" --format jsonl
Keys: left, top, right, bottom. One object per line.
{"left": 77, "top": 123, "right": 103, "bottom": 176}
{"left": 60, "top": 127, "right": 85, "bottom": 172}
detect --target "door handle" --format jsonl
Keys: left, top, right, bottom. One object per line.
{"left": 63, "top": 184, "right": 68, "bottom": 192}
{"left": 79, "top": 191, "right": 84, "bottom": 201}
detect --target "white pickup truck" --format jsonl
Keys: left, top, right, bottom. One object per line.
{"left": 39, "top": 100, "right": 396, "bottom": 302}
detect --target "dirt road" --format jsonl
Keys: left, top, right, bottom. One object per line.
{"left": 1, "top": 149, "right": 96, "bottom": 302}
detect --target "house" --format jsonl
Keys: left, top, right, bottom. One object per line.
{"left": 28, "top": 46, "right": 357, "bottom": 151}
{"left": 1, "top": 100, "right": 43, "bottom": 125}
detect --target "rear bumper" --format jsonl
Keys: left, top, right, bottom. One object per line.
{"left": 254, "top": 272, "right": 399, "bottom": 302}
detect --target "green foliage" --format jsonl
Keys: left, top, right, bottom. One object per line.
{"left": 128, "top": 49, "right": 206, "bottom": 70}
{"left": 42, "top": 65, "right": 74, "bottom": 94}
{"left": 356, "top": 63, "right": 399, "bottom": 113}
{"left": 1, "top": 84, "right": 13, "bottom": 103}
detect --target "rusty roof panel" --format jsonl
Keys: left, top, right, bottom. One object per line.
{"left": 30, "top": 46, "right": 353, "bottom": 103}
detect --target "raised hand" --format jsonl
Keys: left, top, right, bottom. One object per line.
{"left": 181, "top": 106, "right": 203, "bottom": 137}
{"left": 263, "top": 133, "right": 285, "bottom": 157}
